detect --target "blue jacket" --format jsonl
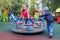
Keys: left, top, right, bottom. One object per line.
{"left": 39, "top": 11, "right": 54, "bottom": 23}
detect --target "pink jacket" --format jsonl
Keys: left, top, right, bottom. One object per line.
{"left": 20, "top": 10, "right": 29, "bottom": 18}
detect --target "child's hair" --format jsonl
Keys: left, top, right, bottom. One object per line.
{"left": 21, "top": 4, "right": 27, "bottom": 11}
{"left": 38, "top": 10, "right": 42, "bottom": 16}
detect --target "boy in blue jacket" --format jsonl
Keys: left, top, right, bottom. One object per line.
{"left": 39, "top": 7, "right": 54, "bottom": 38}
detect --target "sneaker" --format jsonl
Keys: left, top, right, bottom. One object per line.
{"left": 48, "top": 35, "right": 53, "bottom": 38}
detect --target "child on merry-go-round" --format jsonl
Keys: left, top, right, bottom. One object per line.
{"left": 20, "top": 4, "right": 34, "bottom": 24}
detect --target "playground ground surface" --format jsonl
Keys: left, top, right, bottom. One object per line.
{"left": 0, "top": 22, "right": 60, "bottom": 40}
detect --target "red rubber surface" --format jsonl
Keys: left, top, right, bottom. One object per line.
{"left": 0, "top": 32, "right": 58, "bottom": 40}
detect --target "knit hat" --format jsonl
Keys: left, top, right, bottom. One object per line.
{"left": 43, "top": 7, "right": 49, "bottom": 10}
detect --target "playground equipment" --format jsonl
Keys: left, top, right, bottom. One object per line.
{"left": 55, "top": 8, "right": 60, "bottom": 23}
{"left": 10, "top": 10, "right": 19, "bottom": 22}
{"left": 10, "top": 10, "right": 45, "bottom": 34}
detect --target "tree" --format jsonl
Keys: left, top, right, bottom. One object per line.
{"left": 46, "top": 0, "right": 60, "bottom": 12}
{"left": 11, "top": 0, "right": 26, "bottom": 16}
{"left": 30, "top": 0, "right": 36, "bottom": 16}
{"left": 1, "top": 0, "right": 26, "bottom": 16}
{"left": 53, "top": 0, "right": 60, "bottom": 11}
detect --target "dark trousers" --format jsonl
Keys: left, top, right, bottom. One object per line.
{"left": 24, "top": 18, "right": 34, "bottom": 24}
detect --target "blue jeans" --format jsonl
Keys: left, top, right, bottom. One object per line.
{"left": 34, "top": 18, "right": 38, "bottom": 23}
{"left": 47, "top": 22, "right": 54, "bottom": 35}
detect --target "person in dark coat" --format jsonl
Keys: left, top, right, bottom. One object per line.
{"left": 39, "top": 7, "right": 54, "bottom": 38}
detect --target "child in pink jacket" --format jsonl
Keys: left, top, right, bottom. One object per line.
{"left": 20, "top": 5, "right": 34, "bottom": 24}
